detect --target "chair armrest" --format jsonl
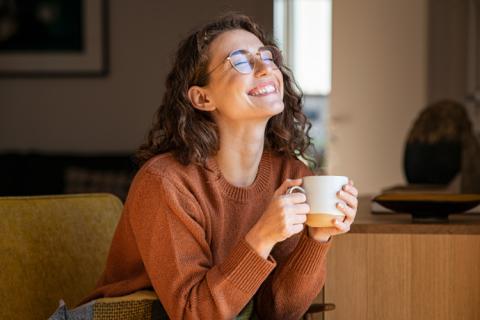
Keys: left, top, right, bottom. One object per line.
{"left": 302, "top": 303, "right": 336, "bottom": 320}
{"left": 306, "top": 302, "right": 336, "bottom": 313}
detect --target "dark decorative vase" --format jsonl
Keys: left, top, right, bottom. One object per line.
{"left": 404, "top": 141, "right": 461, "bottom": 185}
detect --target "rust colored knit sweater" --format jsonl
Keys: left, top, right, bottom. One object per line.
{"left": 83, "top": 151, "right": 331, "bottom": 319}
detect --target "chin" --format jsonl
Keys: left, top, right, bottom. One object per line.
{"left": 245, "top": 95, "right": 285, "bottom": 117}
{"left": 264, "top": 100, "right": 285, "bottom": 116}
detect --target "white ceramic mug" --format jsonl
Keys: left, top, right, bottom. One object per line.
{"left": 288, "top": 175, "right": 349, "bottom": 227}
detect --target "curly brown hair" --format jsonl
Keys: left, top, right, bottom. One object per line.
{"left": 136, "top": 13, "right": 315, "bottom": 168}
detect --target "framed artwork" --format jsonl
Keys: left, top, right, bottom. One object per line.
{"left": 0, "top": 0, "right": 109, "bottom": 77}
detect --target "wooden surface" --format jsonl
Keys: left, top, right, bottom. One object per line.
{"left": 351, "top": 196, "right": 480, "bottom": 234}
{"left": 325, "top": 233, "right": 480, "bottom": 320}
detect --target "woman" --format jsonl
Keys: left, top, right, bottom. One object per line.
{"left": 84, "top": 13, "right": 358, "bottom": 319}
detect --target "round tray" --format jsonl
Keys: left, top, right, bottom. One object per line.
{"left": 373, "top": 193, "right": 480, "bottom": 222}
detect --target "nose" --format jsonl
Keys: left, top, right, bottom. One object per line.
{"left": 253, "top": 56, "right": 274, "bottom": 77}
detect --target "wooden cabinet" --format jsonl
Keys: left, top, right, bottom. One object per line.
{"left": 323, "top": 233, "right": 480, "bottom": 320}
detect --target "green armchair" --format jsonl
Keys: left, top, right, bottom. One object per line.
{"left": 0, "top": 194, "right": 122, "bottom": 319}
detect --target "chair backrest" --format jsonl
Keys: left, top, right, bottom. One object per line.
{"left": 0, "top": 193, "right": 123, "bottom": 320}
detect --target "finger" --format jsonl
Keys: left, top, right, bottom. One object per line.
{"left": 283, "top": 203, "right": 309, "bottom": 217}
{"left": 282, "top": 204, "right": 309, "bottom": 223}
{"left": 337, "top": 201, "right": 356, "bottom": 218}
{"left": 290, "top": 203, "right": 310, "bottom": 215}
{"left": 291, "top": 212, "right": 307, "bottom": 225}
{"left": 343, "top": 183, "right": 358, "bottom": 197}
{"left": 290, "top": 223, "right": 304, "bottom": 235}
{"left": 333, "top": 219, "right": 351, "bottom": 233}
{"left": 337, "top": 203, "right": 356, "bottom": 224}
{"left": 274, "top": 178, "right": 303, "bottom": 196}
{"left": 337, "top": 190, "right": 358, "bottom": 209}
{"left": 281, "top": 192, "right": 307, "bottom": 205}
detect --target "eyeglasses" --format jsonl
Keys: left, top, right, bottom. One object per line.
{"left": 206, "top": 46, "right": 282, "bottom": 76}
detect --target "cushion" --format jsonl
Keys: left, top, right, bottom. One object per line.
{"left": 49, "top": 291, "right": 167, "bottom": 320}
{"left": 48, "top": 291, "right": 255, "bottom": 320}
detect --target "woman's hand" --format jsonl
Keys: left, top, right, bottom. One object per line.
{"left": 308, "top": 180, "right": 359, "bottom": 242}
{"left": 245, "top": 179, "right": 310, "bottom": 259}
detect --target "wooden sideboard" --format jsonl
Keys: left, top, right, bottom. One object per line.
{"left": 319, "top": 197, "right": 480, "bottom": 320}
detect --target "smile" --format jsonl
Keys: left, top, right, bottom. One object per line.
{"left": 247, "top": 82, "right": 277, "bottom": 96}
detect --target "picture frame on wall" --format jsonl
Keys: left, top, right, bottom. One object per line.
{"left": 0, "top": 0, "right": 109, "bottom": 77}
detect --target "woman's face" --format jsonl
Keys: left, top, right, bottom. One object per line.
{"left": 204, "top": 29, "right": 284, "bottom": 123}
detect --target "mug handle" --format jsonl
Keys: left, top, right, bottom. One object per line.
{"left": 287, "top": 186, "right": 306, "bottom": 194}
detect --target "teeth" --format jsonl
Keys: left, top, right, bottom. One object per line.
{"left": 250, "top": 84, "right": 276, "bottom": 96}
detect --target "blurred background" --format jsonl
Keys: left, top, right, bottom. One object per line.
{"left": 0, "top": 0, "right": 479, "bottom": 199}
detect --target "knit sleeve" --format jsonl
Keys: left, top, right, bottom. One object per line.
{"left": 254, "top": 160, "right": 331, "bottom": 320}
{"left": 255, "top": 232, "right": 331, "bottom": 319}
{"left": 127, "top": 170, "right": 276, "bottom": 320}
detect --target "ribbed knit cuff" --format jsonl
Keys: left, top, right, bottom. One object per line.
{"left": 286, "top": 232, "right": 331, "bottom": 274}
{"left": 219, "top": 240, "right": 276, "bottom": 294}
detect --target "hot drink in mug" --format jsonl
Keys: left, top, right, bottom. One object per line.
{"left": 288, "top": 175, "right": 349, "bottom": 227}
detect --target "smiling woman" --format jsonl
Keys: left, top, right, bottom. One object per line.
{"left": 136, "top": 17, "right": 310, "bottom": 169}
{"left": 78, "top": 13, "right": 358, "bottom": 320}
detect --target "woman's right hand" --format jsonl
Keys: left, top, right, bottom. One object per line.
{"left": 245, "top": 179, "right": 309, "bottom": 259}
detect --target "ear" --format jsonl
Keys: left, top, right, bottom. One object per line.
{"left": 188, "top": 86, "right": 216, "bottom": 112}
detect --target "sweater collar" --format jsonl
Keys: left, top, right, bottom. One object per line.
{"left": 207, "top": 150, "right": 272, "bottom": 202}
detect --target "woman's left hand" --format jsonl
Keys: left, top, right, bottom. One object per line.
{"left": 308, "top": 180, "right": 358, "bottom": 242}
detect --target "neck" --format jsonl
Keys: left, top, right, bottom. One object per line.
{"left": 214, "top": 120, "right": 268, "bottom": 187}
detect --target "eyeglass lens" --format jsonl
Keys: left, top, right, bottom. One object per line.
{"left": 229, "top": 47, "right": 278, "bottom": 74}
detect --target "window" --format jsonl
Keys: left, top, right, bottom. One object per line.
{"left": 275, "top": 0, "right": 332, "bottom": 168}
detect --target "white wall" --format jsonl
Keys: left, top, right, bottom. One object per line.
{"left": 0, "top": 0, "right": 273, "bottom": 153}
{"left": 328, "top": 0, "right": 428, "bottom": 194}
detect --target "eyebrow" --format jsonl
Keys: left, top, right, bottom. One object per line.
{"left": 230, "top": 49, "right": 245, "bottom": 57}
{"left": 227, "top": 46, "right": 267, "bottom": 57}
